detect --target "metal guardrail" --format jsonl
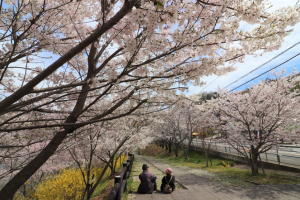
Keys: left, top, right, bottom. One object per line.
{"left": 108, "top": 154, "right": 134, "bottom": 200}
{"left": 191, "top": 140, "right": 300, "bottom": 169}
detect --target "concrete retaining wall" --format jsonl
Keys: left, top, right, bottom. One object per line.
{"left": 191, "top": 146, "right": 300, "bottom": 173}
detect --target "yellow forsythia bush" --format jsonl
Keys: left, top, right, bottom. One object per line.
{"left": 32, "top": 155, "right": 128, "bottom": 200}
{"left": 33, "top": 167, "right": 85, "bottom": 200}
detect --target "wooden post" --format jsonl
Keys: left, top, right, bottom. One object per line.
{"left": 115, "top": 176, "right": 121, "bottom": 184}
{"left": 115, "top": 176, "right": 121, "bottom": 200}
{"left": 123, "top": 162, "right": 127, "bottom": 180}
{"left": 108, "top": 155, "right": 134, "bottom": 200}
{"left": 126, "top": 159, "right": 130, "bottom": 178}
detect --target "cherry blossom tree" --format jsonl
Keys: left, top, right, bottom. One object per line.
{"left": 93, "top": 116, "right": 151, "bottom": 174}
{"left": 214, "top": 69, "right": 300, "bottom": 175}
{"left": 1, "top": 0, "right": 300, "bottom": 198}
{"left": 152, "top": 99, "right": 204, "bottom": 160}
{"left": 152, "top": 120, "right": 176, "bottom": 154}
{"left": 193, "top": 101, "right": 217, "bottom": 167}
{"left": 63, "top": 125, "right": 115, "bottom": 200}
{"left": 77, "top": 116, "right": 151, "bottom": 199}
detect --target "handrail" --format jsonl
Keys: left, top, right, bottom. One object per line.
{"left": 108, "top": 154, "right": 134, "bottom": 200}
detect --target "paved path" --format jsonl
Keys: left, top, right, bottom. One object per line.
{"left": 129, "top": 155, "right": 300, "bottom": 200}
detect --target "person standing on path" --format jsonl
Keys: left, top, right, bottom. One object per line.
{"left": 160, "top": 167, "right": 175, "bottom": 192}
{"left": 137, "top": 164, "right": 157, "bottom": 194}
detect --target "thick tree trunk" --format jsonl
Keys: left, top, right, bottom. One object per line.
{"left": 108, "top": 164, "right": 113, "bottom": 175}
{"left": 184, "top": 152, "right": 188, "bottom": 160}
{"left": 184, "top": 148, "right": 189, "bottom": 160}
{"left": 0, "top": 130, "right": 69, "bottom": 199}
{"left": 251, "top": 151, "right": 259, "bottom": 175}
{"left": 174, "top": 143, "right": 178, "bottom": 157}
{"left": 168, "top": 141, "right": 172, "bottom": 154}
{"left": 205, "top": 151, "right": 209, "bottom": 167}
{"left": 110, "top": 158, "right": 115, "bottom": 174}
{"left": 160, "top": 142, "right": 164, "bottom": 149}
{"left": 258, "top": 154, "right": 265, "bottom": 176}
{"left": 209, "top": 155, "right": 212, "bottom": 166}
{"left": 206, "top": 147, "right": 213, "bottom": 166}
{"left": 86, "top": 179, "right": 94, "bottom": 200}
{"left": 202, "top": 141, "right": 209, "bottom": 167}
{"left": 113, "top": 155, "right": 120, "bottom": 173}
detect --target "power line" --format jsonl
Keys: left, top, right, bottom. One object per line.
{"left": 199, "top": 76, "right": 220, "bottom": 92}
{"left": 230, "top": 52, "right": 300, "bottom": 92}
{"left": 199, "top": 62, "right": 236, "bottom": 93}
{"left": 223, "top": 41, "right": 300, "bottom": 89}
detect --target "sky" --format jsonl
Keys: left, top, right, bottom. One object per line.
{"left": 187, "top": 0, "right": 300, "bottom": 95}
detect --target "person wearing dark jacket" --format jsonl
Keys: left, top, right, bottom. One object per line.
{"left": 137, "top": 164, "right": 157, "bottom": 194}
{"left": 160, "top": 167, "right": 175, "bottom": 192}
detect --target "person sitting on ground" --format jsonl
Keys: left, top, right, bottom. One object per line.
{"left": 161, "top": 167, "right": 175, "bottom": 193}
{"left": 137, "top": 164, "right": 157, "bottom": 194}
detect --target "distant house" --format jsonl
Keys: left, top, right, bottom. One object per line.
{"left": 192, "top": 133, "right": 199, "bottom": 139}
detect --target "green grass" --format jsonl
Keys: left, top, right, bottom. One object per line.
{"left": 141, "top": 143, "right": 300, "bottom": 186}
{"left": 210, "top": 167, "right": 300, "bottom": 185}
{"left": 122, "top": 161, "right": 138, "bottom": 200}
{"left": 207, "top": 167, "right": 300, "bottom": 185}
{"left": 141, "top": 143, "right": 234, "bottom": 168}
{"left": 91, "top": 179, "right": 111, "bottom": 198}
